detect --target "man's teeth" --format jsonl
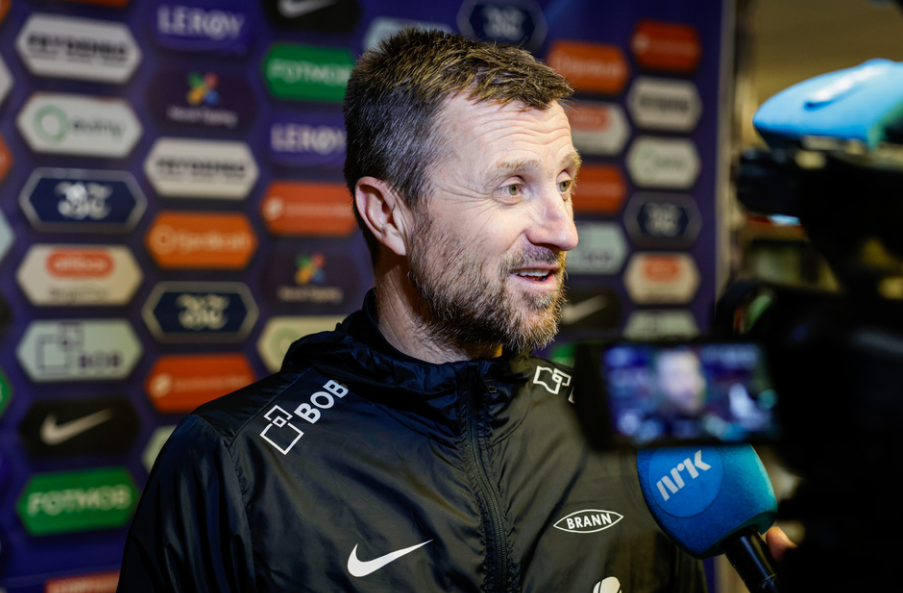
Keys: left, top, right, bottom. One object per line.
{"left": 516, "top": 269, "right": 550, "bottom": 279}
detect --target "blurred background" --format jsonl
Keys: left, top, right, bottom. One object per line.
{"left": 0, "top": 0, "right": 901, "bottom": 591}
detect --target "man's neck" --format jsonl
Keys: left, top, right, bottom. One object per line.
{"left": 374, "top": 264, "right": 502, "bottom": 364}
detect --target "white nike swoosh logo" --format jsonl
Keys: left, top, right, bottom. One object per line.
{"left": 347, "top": 540, "right": 432, "bottom": 577}
{"left": 40, "top": 409, "right": 114, "bottom": 445}
{"left": 278, "top": 0, "right": 338, "bottom": 18}
{"left": 561, "top": 294, "right": 608, "bottom": 324}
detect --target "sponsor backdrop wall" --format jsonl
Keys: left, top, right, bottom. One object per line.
{"left": 0, "top": 0, "right": 730, "bottom": 589}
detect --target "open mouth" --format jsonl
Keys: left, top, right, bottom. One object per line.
{"left": 514, "top": 268, "right": 554, "bottom": 282}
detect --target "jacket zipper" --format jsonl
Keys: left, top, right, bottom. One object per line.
{"left": 466, "top": 377, "right": 509, "bottom": 592}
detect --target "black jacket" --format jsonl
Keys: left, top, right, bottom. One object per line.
{"left": 118, "top": 294, "right": 707, "bottom": 592}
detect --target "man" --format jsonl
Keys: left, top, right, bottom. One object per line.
{"left": 118, "top": 30, "right": 708, "bottom": 591}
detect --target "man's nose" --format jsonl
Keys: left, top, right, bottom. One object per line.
{"left": 527, "top": 190, "right": 579, "bottom": 252}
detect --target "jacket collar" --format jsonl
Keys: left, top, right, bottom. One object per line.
{"left": 281, "top": 290, "right": 533, "bottom": 442}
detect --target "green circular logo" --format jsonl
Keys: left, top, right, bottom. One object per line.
{"left": 34, "top": 105, "right": 70, "bottom": 143}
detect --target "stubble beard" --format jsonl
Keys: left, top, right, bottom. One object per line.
{"left": 407, "top": 213, "right": 567, "bottom": 354}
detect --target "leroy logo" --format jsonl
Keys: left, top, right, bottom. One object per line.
{"left": 142, "top": 281, "right": 259, "bottom": 343}
{"left": 261, "top": 181, "right": 355, "bottom": 236}
{"left": 19, "top": 168, "right": 146, "bottom": 233}
{"left": 631, "top": 20, "right": 702, "bottom": 74}
{"left": 16, "top": 467, "right": 138, "bottom": 536}
{"left": 154, "top": 3, "right": 252, "bottom": 55}
{"left": 269, "top": 112, "right": 346, "bottom": 168}
{"left": 148, "top": 69, "right": 255, "bottom": 132}
{"left": 17, "top": 244, "right": 142, "bottom": 307}
{"left": 572, "top": 165, "right": 626, "bottom": 215}
{"left": 546, "top": 40, "right": 629, "bottom": 94}
{"left": 16, "top": 93, "right": 142, "bottom": 157}
{"left": 16, "top": 319, "right": 143, "bottom": 382}
{"left": 144, "top": 138, "right": 259, "bottom": 199}
{"left": 16, "top": 13, "right": 142, "bottom": 83}
{"left": 145, "top": 353, "right": 255, "bottom": 413}
{"left": 553, "top": 509, "right": 623, "bottom": 534}
{"left": 262, "top": 43, "right": 355, "bottom": 103}
{"left": 145, "top": 211, "right": 257, "bottom": 269}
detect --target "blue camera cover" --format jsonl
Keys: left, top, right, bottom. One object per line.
{"left": 753, "top": 59, "right": 903, "bottom": 149}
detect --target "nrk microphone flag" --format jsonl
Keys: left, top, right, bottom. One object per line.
{"left": 636, "top": 444, "right": 776, "bottom": 558}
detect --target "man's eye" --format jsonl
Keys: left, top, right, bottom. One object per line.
{"left": 502, "top": 184, "right": 522, "bottom": 196}
{"left": 558, "top": 180, "right": 572, "bottom": 193}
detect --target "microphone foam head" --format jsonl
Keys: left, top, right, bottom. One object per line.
{"left": 637, "top": 444, "right": 777, "bottom": 558}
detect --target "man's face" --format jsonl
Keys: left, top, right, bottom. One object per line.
{"left": 406, "top": 96, "right": 580, "bottom": 353}
{"left": 656, "top": 351, "right": 706, "bottom": 415}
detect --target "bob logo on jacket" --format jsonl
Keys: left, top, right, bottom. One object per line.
{"left": 553, "top": 509, "right": 624, "bottom": 534}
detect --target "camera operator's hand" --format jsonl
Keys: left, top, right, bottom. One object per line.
{"left": 765, "top": 526, "right": 797, "bottom": 562}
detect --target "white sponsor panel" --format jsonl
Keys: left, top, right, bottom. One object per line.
{"left": 627, "top": 77, "right": 701, "bottom": 131}
{"left": 0, "top": 55, "right": 12, "bottom": 107}
{"left": 17, "top": 244, "right": 142, "bottom": 306}
{"left": 144, "top": 138, "right": 259, "bottom": 199}
{"left": 624, "top": 252, "right": 699, "bottom": 304}
{"left": 363, "top": 17, "right": 453, "bottom": 50}
{"left": 0, "top": 210, "right": 14, "bottom": 263}
{"left": 16, "top": 319, "right": 143, "bottom": 382}
{"left": 626, "top": 137, "right": 700, "bottom": 189}
{"left": 623, "top": 310, "right": 699, "bottom": 339}
{"left": 257, "top": 316, "right": 344, "bottom": 372}
{"left": 565, "top": 102, "right": 630, "bottom": 156}
{"left": 16, "top": 93, "right": 142, "bottom": 158}
{"left": 16, "top": 13, "right": 142, "bottom": 83}
{"left": 566, "top": 222, "right": 628, "bottom": 275}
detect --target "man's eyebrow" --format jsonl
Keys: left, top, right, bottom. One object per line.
{"left": 564, "top": 150, "right": 582, "bottom": 175}
{"left": 492, "top": 151, "right": 583, "bottom": 179}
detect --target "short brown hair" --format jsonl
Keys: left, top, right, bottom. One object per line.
{"left": 343, "top": 29, "right": 573, "bottom": 264}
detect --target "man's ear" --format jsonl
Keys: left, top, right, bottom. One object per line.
{"left": 354, "top": 176, "right": 413, "bottom": 257}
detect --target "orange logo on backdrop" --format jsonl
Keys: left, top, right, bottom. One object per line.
{"left": 145, "top": 353, "right": 255, "bottom": 413}
{"left": 261, "top": 181, "right": 355, "bottom": 236}
{"left": 631, "top": 20, "right": 702, "bottom": 74}
{"left": 0, "top": 133, "right": 12, "bottom": 183}
{"left": 45, "top": 571, "right": 120, "bottom": 593}
{"left": 546, "top": 41, "right": 629, "bottom": 95}
{"left": 52, "top": 0, "right": 132, "bottom": 7}
{"left": 642, "top": 254, "right": 682, "bottom": 280}
{"left": 573, "top": 165, "right": 627, "bottom": 215}
{"left": 47, "top": 250, "right": 114, "bottom": 278}
{"left": 145, "top": 211, "right": 257, "bottom": 269}
{"left": 0, "top": 0, "right": 10, "bottom": 24}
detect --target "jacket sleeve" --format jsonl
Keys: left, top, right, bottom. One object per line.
{"left": 117, "top": 414, "right": 256, "bottom": 592}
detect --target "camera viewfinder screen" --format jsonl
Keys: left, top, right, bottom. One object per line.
{"left": 600, "top": 342, "right": 780, "bottom": 446}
